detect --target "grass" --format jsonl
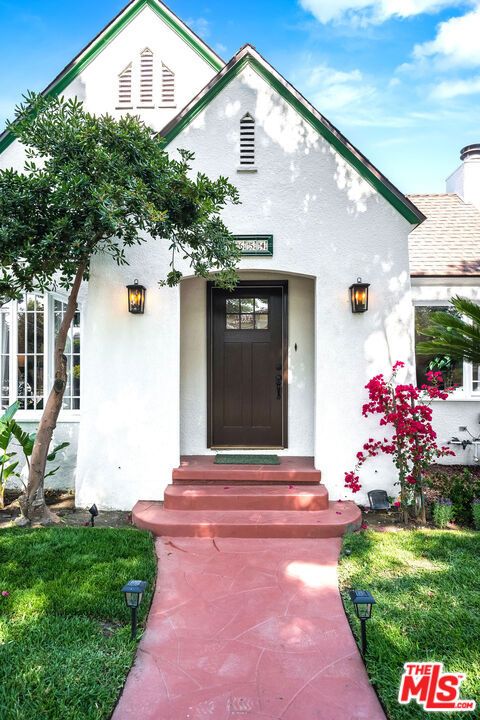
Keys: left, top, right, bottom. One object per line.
{"left": 339, "top": 529, "right": 480, "bottom": 720}
{"left": 0, "top": 526, "right": 156, "bottom": 720}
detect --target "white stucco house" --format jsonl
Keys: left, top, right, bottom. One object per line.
{"left": 1, "top": 0, "right": 479, "bottom": 513}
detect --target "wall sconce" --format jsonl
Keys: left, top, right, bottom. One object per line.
{"left": 349, "top": 278, "right": 370, "bottom": 313}
{"left": 127, "top": 280, "right": 146, "bottom": 314}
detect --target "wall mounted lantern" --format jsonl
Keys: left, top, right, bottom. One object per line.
{"left": 122, "top": 579, "right": 147, "bottom": 639}
{"left": 349, "top": 589, "right": 376, "bottom": 656}
{"left": 349, "top": 278, "right": 370, "bottom": 313}
{"left": 127, "top": 280, "right": 146, "bottom": 314}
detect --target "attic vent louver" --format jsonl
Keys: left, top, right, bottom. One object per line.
{"left": 139, "top": 48, "right": 154, "bottom": 107}
{"left": 161, "top": 63, "right": 175, "bottom": 107}
{"left": 117, "top": 63, "right": 133, "bottom": 108}
{"left": 239, "top": 113, "right": 256, "bottom": 169}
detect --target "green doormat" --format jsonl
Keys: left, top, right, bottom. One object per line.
{"left": 215, "top": 454, "right": 280, "bottom": 465}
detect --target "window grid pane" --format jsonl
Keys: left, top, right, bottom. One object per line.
{"left": 225, "top": 297, "right": 269, "bottom": 330}
{"left": 54, "top": 300, "right": 81, "bottom": 410}
{"left": 17, "top": 293, "right": 44, "bottom": 410}
{"left": 0, "top": 310, "right": 10, "bottom": 410}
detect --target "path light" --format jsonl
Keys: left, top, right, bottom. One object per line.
{"left": 349, "top": 278, "right": 370, "bottom": 313}
{"left": 127, "top": 280, "right": 146, "bottom": 314}
{"left": 349, "top": 589, "right": 376, "bottom": 657}
{"left": 122, "top": 580, "right": 147, "bottom": 639}
{"left": 88, "top": 504, "right": 98, "bottom": 527}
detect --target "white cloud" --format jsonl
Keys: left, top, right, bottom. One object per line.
{"left": 413, "top": 6, "right": 480, "bottom": 68}
{"left": 186, "top": 17, "right": 211, "bottom": 38}
{"left": 299, "top": 0, "right": 468, "bottom": 25}
{"left": 303, "top": 63, "right": 376, "bottom": 110}
{"left": 430, "top": 75, "right": 480, "bottom": 98}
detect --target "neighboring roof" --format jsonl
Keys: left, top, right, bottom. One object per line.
{"left": 408, "top": 193, "right": 480, "bottom": 277}
{"left": 161, "top": 45, "right": 425, "bottom": 225}
{"left": 0, "top": 0, "right": 224, "bottom": 156}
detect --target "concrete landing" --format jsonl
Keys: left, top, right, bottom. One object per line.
{"left": 173, "top": 456, "right": 321, "bottom": 485}
{"left": 112, "top": 537, "right": 385, "bottom": 720}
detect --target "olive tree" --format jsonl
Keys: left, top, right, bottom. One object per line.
{"left": 0, "top": 92, "right": 240, "bottom": 525}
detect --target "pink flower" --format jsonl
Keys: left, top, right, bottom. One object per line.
{"left": 1, "top": 590, "right": 9, "bottom": 597}
{"left": 393, "top": 501, "right": 401, "bottom": 507}
{"left": 336, "top": 511, "right": 342, "bottom": 515}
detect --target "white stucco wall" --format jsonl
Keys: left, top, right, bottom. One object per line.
{"left": 412, "top": 280, "right": 480, "bottom": 466}
{"left": 180, "top": 272, "right": 315, "bottom": 456}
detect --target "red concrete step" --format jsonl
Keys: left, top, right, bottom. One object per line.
{"left": 173, "top": 455, "right": 321, "bottom": 485}
{"left": 133, "top": 500, "right": 361, "bottom": 539}
{"left": 164, "top": 484, "right": 329, "bottom": 511}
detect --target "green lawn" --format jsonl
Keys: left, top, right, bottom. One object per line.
{"left": 339, "top": 529, "right": 480, "bottom": 720}
{"left": 0, "top": 526, "right": 156, "bottom": 720}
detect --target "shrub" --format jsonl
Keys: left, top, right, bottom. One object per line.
{"left": 473, "top": 499, "right": 480, "bottom": 531}
{"left": 425, "top": 467, "right": 480, "bottom": 526}
{"left": 433, "top": 498, "right": 454, "bottom": 528}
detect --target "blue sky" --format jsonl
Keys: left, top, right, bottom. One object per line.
{"left": 1, "top": 0, "right": 480, "bottom": 194}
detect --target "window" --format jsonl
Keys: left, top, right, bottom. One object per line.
{"left": 139, "top": 48, "right": 154, "bottom": 107}
{"left": 239, "top": 113, "right": 255, "bottom": 168}
{"left": 117, "top": 63, "right": 133, "bottom": 108}
{"left": 0, "top": 294, "right": 81, "bottom": 413}
{"left": 161, "top": 63, "right": 175, "bottom": 107}
{"left": 414, "top": 305, "right": 463, "bottom": 390}
{"left": 225, "top": 297, "right": 269, "bottom": 330}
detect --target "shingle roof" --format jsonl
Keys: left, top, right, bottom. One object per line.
{"left": 407, "top": 193, "right": 480, "bottom": 277}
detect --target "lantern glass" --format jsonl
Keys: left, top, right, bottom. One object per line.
{"left": 349, "top": 589, "right": 376, "bottom": 620}
{"left": 127, "top": 281, "right": 146, "bottom": 314}
{"left": 122, "top": 580, "right": 147, "bottom": 608}
{"left": 349, "top": 279, "right": 370, "bottom": 313}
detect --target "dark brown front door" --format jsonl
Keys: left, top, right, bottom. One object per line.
{"left": 208, "top": 281, "right": 288, "bottom": 448}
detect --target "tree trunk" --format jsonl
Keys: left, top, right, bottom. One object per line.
{"left": 17, "top": 263, "right": 86, "bottom": 525}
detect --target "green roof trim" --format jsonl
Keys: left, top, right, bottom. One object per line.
{"left": 0, "top": 0, "right": 223, "bottom": 156}
{"left": 163, "top": 52, "right": 422, "bottom": 225}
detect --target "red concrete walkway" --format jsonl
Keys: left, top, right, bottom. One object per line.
{"left": 113, "top": 537, "right": 385, "bottom": 720}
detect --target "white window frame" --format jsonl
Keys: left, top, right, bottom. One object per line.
{"left": 0, "top": 293, "right": 81, "bottom": 422}
{"left": 414, "top": 299, "right": 478, "bottom": 401}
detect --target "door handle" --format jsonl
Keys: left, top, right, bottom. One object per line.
{"left": 275, "top": 374, "right": 282, "bottom": 400}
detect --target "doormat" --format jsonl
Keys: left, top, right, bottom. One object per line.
{"left": 214, "top": 454, "right": 280, "bottom": 465}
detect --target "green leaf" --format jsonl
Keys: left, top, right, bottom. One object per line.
{"left": 47, "top": 442, "right": 69, "bottom": 462}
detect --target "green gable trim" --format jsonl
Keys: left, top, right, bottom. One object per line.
{"left": 163, "top": 55, "right": 420, "bottom": 225}
{"left": 0, "top": 0, "right": 223, "bottom": 156}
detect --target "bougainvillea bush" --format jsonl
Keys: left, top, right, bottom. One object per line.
{"left": 345, "top": 362, "right": 455, "bottom": 523}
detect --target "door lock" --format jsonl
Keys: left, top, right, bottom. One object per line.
{"left": 275, "top": 374, "right": 282, "bottom": 400}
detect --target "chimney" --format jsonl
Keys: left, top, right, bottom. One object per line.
{"left": 446, "top": 144, "right": 480, "bottom": 210}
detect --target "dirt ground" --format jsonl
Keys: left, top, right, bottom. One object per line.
{"left": 0, "top": 490, "right": 133, "bottom": 529}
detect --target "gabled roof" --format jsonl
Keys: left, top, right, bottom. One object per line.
{"left": 0, "top": 0, "right": 224, "bottom": 156}
{"left": 408, "top": 193, "right": 480, "bottom": 277}
{"left": 161, "top": 45, "right": 425, "bottom": 225}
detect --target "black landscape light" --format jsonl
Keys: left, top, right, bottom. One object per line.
{"left": 122, "top": 580, "right": 147, "bottom": 639}
{"left": 88, "top": 504, "right": 98, "bottom": 527}
{"left": 349, "top": 589, "right": 376, "bottom": 657}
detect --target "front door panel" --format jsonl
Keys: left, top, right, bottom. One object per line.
{"left": 208, "top": 282, "right": 287, "bottom": 447}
